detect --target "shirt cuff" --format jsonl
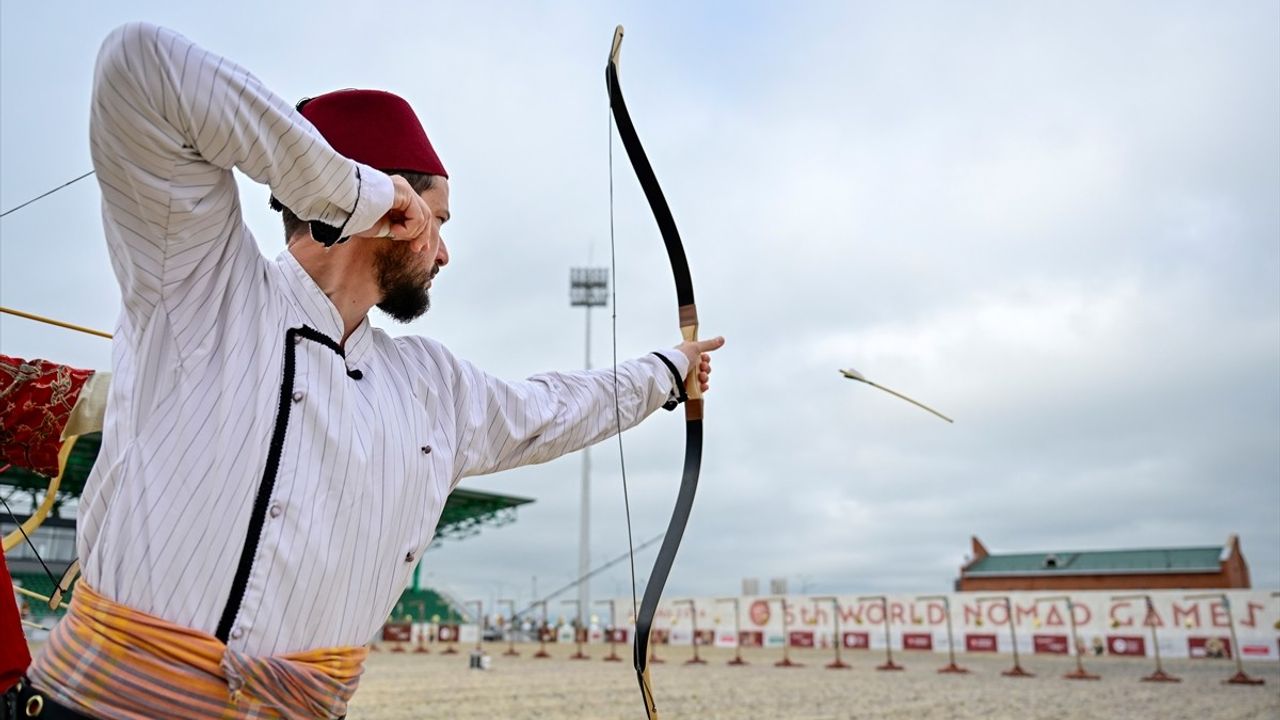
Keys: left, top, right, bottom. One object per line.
{"left": 652, "top": 348, "right": 690, "bottom": 407}
{"left": 345, "top": 163, "right": 394, "bottom": 238}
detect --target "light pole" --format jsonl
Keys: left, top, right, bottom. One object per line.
{"left": 570, "top": 267, "right": 608, "bottom": 632}
{"left": 1112, "top": 593, "right": 1178, "bottom": 682}
{"left": 812, "top": 596, "right": 850, "bottom": 669}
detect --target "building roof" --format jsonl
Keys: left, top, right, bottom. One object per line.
{"left": 964, "top": 545, "right": 1226, "bottom": 577}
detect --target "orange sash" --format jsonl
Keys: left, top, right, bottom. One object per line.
{"left": 28, "top": 582, "right": 367, "bottom": 719}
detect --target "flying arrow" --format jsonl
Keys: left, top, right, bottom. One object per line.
{"left": 839, "top": 368, "right": 953, "bottom": 423}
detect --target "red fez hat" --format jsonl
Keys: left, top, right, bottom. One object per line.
{"left": 299, "top": 89, "right": 447, "bottom": 178}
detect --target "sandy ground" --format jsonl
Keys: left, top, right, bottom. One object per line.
{"left": 347, "top": 643, "right": 1280, "bottom": 719}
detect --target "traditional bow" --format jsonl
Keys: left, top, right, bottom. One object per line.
{"left": 606, "top": 26, "right": 704, "bottom": 719}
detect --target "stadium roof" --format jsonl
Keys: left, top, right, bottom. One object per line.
{"left": 1, "top": 432, "right": 532, "bottom": 545}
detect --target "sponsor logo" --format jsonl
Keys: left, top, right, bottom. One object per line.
{"left": 966, "top": 633, "right": 998, "bottom": 653}
{"left": 903, "top": 632, "right": 933, "bottom": 650}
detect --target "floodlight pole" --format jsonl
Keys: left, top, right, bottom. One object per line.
{"left": 918, "top": 594, "right": 968, "bottom": 673}
{"left": 570, "top": 267, "right": 608, "bottom": 634}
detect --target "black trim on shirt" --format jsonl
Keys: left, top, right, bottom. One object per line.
{"left": 651, "top": 351, "right": 687, "bottom": 412}
{"left": 215, "top": 325, "right": 357, "bottom": 644}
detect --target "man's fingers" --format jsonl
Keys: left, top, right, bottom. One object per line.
{"left": 695, "top": 336, "right": 726, "bottom": 354}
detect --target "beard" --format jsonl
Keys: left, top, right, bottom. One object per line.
{"left": 374, "top": 241, "right": 435, "bottom": 323}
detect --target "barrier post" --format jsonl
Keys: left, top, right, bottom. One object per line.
{"left": 775, "top": 596, "right": 803, "bottom": 667}
{"left": 1032, "top": 596, "right": 1098, "bottom": 680}
{"left": 977, "top": 596, "right": 1032, "bottom": 677}
{"left": 918, "top": 594, "right": 968, "bottom": 674}
{"left": 561, "top": 599, "right": 590, "bottom": 660}
{"left": 1185, "top": 593, "right": 1264, "bottom": 685}
{"left": 533, "top": 601, "right": 552, "bottom": 659}
{"left": 858, "top": 595, "right": 903, "bottom": 671}
{"left": 595, "top": 599, "right": 623, "bottom": 662}
{"left": 716, "top": 597, "right": 748, "bottom": 666}
{"left": 1111, "top": 594, "right": 1179, "bottom": 682}
{"left": 813, "top": 596, "right": 850, "bottom": 669}
{"left": 497, "top": 599, "right": 519, "bottom": 656}
{"left": 674, "top": 599, "right": 706, "bottom": 665}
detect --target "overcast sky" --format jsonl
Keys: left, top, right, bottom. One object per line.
{"left": 2, "top": 1, "right": 1276, "bottom": 615}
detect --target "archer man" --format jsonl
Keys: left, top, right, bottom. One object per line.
{"left": 12, "top": 22, "right": 722, "bottom": 719}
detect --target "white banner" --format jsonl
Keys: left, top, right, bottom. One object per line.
{"left": 607, "top": 589, "right": 1280, "bottom": 661}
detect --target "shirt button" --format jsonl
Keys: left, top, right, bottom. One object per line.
{"left": 420, "top": 445, "right": 432, "bottom": 455}
{"left": 231, "top": 627, "right": 244, "bottom": 639}
{"left": 292, "top": 390, "right": 305, "bottom": 403}
{"left": 269, "top": 503, "right": 283, "bottom": 518}
{"left": 405, "top": 551, "right": 416, "bottom": 563}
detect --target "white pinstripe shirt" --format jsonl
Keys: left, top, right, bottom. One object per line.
{"left": 75, "top": 22, "right": 686, "bottom": 656}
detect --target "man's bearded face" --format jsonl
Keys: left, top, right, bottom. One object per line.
{"left": 374, "top": 240, "right": 435, "bottom": 322}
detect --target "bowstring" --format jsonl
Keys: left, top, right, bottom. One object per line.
{"left": 0, "top": 465, "right": 63, "bottom": 592}
{"left": 609, "top": 100, "right": 640, "bottom": 622}
{"left": 0, "top": 170, "right": 95, "bottom": 219}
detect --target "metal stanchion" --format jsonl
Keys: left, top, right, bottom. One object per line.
{"left": 917, "top": 594, "right": 968, "bottom": 674}
{"left": 596, "top": 599, "right": 623, "bottom": 662}
{"left": 976, "top": 596, "right": 1032, "bottom": 677}
{"left": 1185, "top": 593, "right": 1264, "bottom": 685}
{"left": 533, "top": 601, "right": 552, "bottom": 659}
{"left": 1032, "top": 596, "right": 1098, "bottom": 680}
{"left": 562, "top": 599, "right": 590, "bottom": 660}
{"left": 858, "top": 595, "right": 903, "bottom": 671}
{"left": 775, "top": 596, "right": 803, "bottom": 667}
{"left": 717, "top": 597, "right": 748, "bottom": 666}
{"left": 812, "top": 596, "right": 850, "bottom": 669}
{"left": 498, "top": 599, "right": 519, "bottom": 657}
{"left": 1110, "top": 594, "right": 1178, "bottom": 682}
{"left": 674, "top": 599, "right": 706, "bottom": 665}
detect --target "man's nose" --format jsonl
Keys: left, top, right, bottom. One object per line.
{"left": 436, "top": 237, "right": 449, "bottom": 267}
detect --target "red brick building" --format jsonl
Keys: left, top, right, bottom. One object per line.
{"left": 956, "top": 535, "right": 1252, "bottom": 592}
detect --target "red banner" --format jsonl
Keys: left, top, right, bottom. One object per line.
{"left": 1188, "top": 636, "right": 1232, "bottom": 659}
{"left": 739, "top": 631, "right": 764, "bottom": 648}
{"left": 1033, "top": 634, "right": 1069, "bottom": 655}
{"left": 1106, "top": 635, "right": 1145, "bottom": 657}
{"left": 436, "top": 624, "right": 460, "bottom": 642}
{"left": 902, "top": 632, "right": 933, "bottom": 650}
{"left": 966, "top": 633, "right": 998, "bottom": 653}
{"left": 694, "top": 630, "right": 714, "bottom": 646}
{"left": 789, "top": 631, "right": 815, "bottom": 648}
{"left": 382, "top": 623, "right": 412, "bottom": 642}
{"left": 608, "top": 628, "right": 629, "bottom": 643}
{"left": 842, "top": 631, "right": 870, "bottom": 649}
{"left": 650, "top": 629, "right": 670, "bottom": 645}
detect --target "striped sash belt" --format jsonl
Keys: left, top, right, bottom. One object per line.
{"left": 27, "top": 582, "right": 367, "bottom": 719}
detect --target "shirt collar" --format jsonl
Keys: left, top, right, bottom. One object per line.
{"left": 275, "top": 250, "right": 373, "bottom": 369}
